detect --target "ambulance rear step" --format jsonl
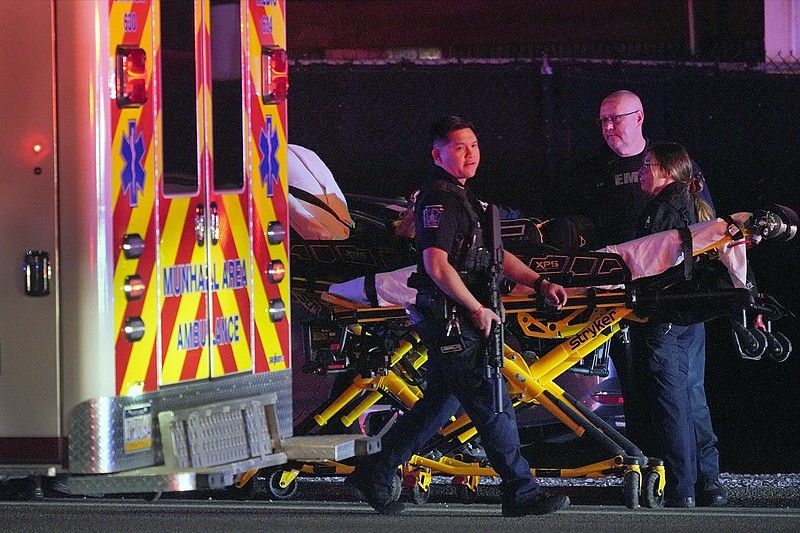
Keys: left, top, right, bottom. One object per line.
{"left": 52, "top": 393, "right": 378, "bottom": 496}
{"left": 53, "top": 434, "right": 378, "bottom": 496}
{"left": 282, "top": 434, "right": 380, "bottom": 461}
{"left": 157, "top": 394, "right": 379, "bottom": 467}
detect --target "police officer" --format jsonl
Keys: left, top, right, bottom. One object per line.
{"left": 346, "top": 116, "right": 570, "bottom": 516}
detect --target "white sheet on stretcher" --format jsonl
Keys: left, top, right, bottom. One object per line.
{"left": 288, "top": 144, "right": 354, "bottom": 240}
{"left": 328, "top": 214, "right": 751, "bottom": 308}
{"left": 599, "top": 213, "right": 749, "bottom": 289}
{"left": 330, "top": 265, "right": 418, "bottom": 308}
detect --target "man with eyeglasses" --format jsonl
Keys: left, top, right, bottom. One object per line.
{"left": 589, "top": 90, "right": 650, "bottom": 247}
{"left": 582, "top": 90, "right": 654, "bottom": 506}
{"left": 578, "top": 90, "right": 713, "bottom": 248}
{"left": 575, "top": 90, "right": 725, "bottom": 508}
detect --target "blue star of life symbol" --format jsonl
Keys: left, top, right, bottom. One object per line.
{"left": 259, "top": 115, "right": 281, "bottom": 197}
{"left": 121, "top": 119, "right": 146, "bottom": 207}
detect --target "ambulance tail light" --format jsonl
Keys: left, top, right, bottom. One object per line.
{"left": 124, "top": 275, "right": 146, "bottom": 301}
{"left": 267, "top": 260, "right": 285, "bottom": 284}
{"left": 116, "top": 46, "right": 147, "bottom": 107}
{"left": 261, "top": 46, "right": 288, "bottom": 104}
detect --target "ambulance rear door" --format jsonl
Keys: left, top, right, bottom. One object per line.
{"left": 0, "top": 0, "right": 60, "bottom": 462}
{"left": 157, "top": 0, "right": 289, "bottom": 385}
{"left": 156, "top": 0, "right": 252, "bottom": 384}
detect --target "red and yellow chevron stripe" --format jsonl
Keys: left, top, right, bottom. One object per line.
{"left": 111, "top": 0, "right": 159, "bottom": 395}
{"left": 247, "top": 0, "right": 290, "bottom": 374}
{"left": 111, "top": 0, "right": 290, "bottom": 395}
{"left": 157, "top": 0, "right": 212, "bottom": 386}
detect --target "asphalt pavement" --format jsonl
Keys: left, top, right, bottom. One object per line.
{"left": 2, "top": 473, "right": 799, "bottom": 532}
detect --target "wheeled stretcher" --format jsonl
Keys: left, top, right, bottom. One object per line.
{"left": 240, "top": 206, "right": 797, "bottom": 506}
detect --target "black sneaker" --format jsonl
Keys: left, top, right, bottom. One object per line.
{"left": 345, "top": 472, "right": 405, "bottom": 515}
{"left": 502, "top": 490, "right": 570, "bottom": 517}
{"left": 665, "top": 496, "right": 696, "bottom": 508}
{"left": 697, "top": 478, "right": 727, "bottom": 507}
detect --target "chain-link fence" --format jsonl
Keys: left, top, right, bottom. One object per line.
{"left": 762, "top": 51, "right": 800, "bottom": 75}
{"left": 287, "top": 55, "right": 800, "bottom": 473}
{"left": 289, "top": 54, "right": 799, "bottom": 211}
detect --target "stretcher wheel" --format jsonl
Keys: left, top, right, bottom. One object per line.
{"left": 409, "top": 483, "right": 430, "bottom": 505}
{"left": 455, "top": 484, "right": 478, "bottom": 504}
{"left": 765, "top": 331, "right": 792, "bottom": 363}
{"left": 622, "top": 470, "right": 641, "bottom": 510}
{"left": 640, "top": 470, "right": 664, "bottom": 509}
{"left": 391, "top": 471, "right": 403, "bottom": 502}
{"left": 267, "top": 470, "right": 298, "bottom": 500}
{"left": 746, "top": 328, "right": 769, "bottom": 358}
{"left": 732, "top": 322, "right": 768, "bottom": 360}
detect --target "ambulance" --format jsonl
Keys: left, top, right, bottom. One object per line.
{"left": 0, "top": 0, "right": 375, "bottom": 497}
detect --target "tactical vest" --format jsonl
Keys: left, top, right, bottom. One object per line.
{"left": 410, "top": 178, "right": 492, "bottom": 298}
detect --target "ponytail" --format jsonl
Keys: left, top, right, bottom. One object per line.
{"left": 648, "top": 142, "right": 715, "bottom": 222}
{"left": 688, "top": 175, "right": 714, "bottom": 222}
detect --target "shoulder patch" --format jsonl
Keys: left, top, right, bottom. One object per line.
{"left": 423, "top": 205, "right": 445, "bottom": 228}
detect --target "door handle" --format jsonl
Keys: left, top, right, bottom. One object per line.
{"left": 24, "top": 250, "right": 51, "bottom": 296}
{"left": 209, "top": 202, "right": 219, "bottom": 245}
{"left": 195, "top": 203, "right": 205, "bottom": 246}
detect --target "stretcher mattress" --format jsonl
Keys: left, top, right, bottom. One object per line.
{"left": 328, "top": 214, "right": 751, "bottom": 308}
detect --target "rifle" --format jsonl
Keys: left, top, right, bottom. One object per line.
{"left": 484, "top": 204, "right": 505, "bottom": 414}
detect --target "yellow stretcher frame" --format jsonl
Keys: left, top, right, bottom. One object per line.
{"left": 407, "top": 297, "right": 661, "bottom": 508}
{"left": 275, "top": 289, "right": 665, "bottom": 509}
{"left": 240, "top": 209, "right": 794, "bottom": 506}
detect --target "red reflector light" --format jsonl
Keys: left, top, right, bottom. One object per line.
{"left": 590, "top": 392, "right": 624, "bottom": 405}
{"left": 124, "top": 274, "right": 146, "bottom": 301}
{"left": 267, "top": 260, "right": 286, "bottom": 283}
{"left": 261, "top": 46, "right": 288, "bottom": 104}
{"left": 116, "top": 46, "right": 147, "bottom": 107}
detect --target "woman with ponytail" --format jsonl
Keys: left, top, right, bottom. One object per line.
{"left": 631, "top": 142, "right": 727, "bottom": 508}
{"left": 637, "top": 142, "right": 714, "bottom": 232}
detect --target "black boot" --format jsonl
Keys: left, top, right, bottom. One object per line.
{"left": 501, "top": 489, "right": 570, "bottom": 517}
{"left": 696, "top": 477, "right": 727, "bottom": 507}
{"left": 345, "top": 470, "right": 405, "bottom": 515}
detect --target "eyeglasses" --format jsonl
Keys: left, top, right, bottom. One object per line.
{"left": 596, "top": 110, "right": 638, "bottom": 127}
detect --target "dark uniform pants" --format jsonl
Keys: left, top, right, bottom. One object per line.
{"left": 631, "top": 321, "right": 719, "bottom": 499}
{"left": 361, "top": 311, "right": 540, "bottom": 507}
